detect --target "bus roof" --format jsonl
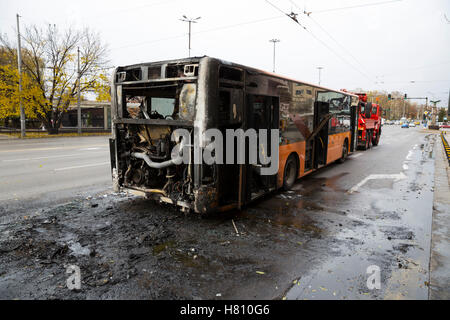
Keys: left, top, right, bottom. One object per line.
{"left": 117, "top": 56, "right": 358, "bottom": 98}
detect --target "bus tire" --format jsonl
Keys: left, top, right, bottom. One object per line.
{"left": 282, "top": 154, "right": 298, "bottom": 191}
{"left": 338, "top": 140, "right": 348, "bottom": 163}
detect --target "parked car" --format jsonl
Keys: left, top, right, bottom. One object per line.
{"left": 395, "top": 120, "right": 400, "bottom": 125}
{"left": 440, "top": 122, "right": 450, "bottom": 128}
{"left": 401, "top": 123, "right": 409, "bottom": 128}
{"left": 409, "top": 123, "right": 416, "bottom": 127}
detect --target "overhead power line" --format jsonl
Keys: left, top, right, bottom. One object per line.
{"left": 289, "top": 0, "right": 375, "bottom": 79}
{"left": 311, "top": 0, "right": 403, "bottom": 15}
{"left": 265, "top": 0, "right": 375, "bottom": 83}
{"left": 112, "top": 15, "right": 284, "bottom": 50}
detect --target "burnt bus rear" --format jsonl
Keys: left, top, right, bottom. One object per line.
{"left": 110, "top": 57, "right": 228, "bottom": 214}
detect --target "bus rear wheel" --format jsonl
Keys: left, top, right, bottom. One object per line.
{"left": 338, "top": 141, "right": 348, "bottom": 163}
{"left": 282, "top": 154, "right": 298, "bottom": 191}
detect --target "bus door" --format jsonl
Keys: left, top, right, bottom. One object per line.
{"left": 218, "top": 88, "right": 244, "bottom": 208}
{"left": 313, "top": 101, "right": 330, "bottom": 168}
{"left": 244, "top": 94, "right": 279, "bottom": 202}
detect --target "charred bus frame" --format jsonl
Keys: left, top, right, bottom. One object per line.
{"left": 110, "top": 56, "right": 359, "bottom": 214}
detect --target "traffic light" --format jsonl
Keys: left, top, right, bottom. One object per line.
{"left": 404, "top": 94, "right": 407, "bottom": 100}
{"left": 388, "top": 94, "right": 392, "bottom": 100}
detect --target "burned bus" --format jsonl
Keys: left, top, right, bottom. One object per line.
{"left": 109, "top": 56, "right": 359, "bottom": 214}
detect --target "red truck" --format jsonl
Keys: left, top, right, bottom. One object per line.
{"left": 354, "top": 93, "right": 382, "bottom": 150}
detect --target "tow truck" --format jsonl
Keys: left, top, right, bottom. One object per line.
{"left": 354, "top": 93, "right": 382, "bottom": 150}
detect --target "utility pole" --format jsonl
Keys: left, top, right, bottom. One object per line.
{"left": 316, "top": 66, "right": 323, "bottom": 85}
{"left": 403, "top": 99, "right": 406, "bottom": 118}
{"left": 77, "top": 47, "right": 81, "bottom": 134}
{"left": 16, "top": 14, "right": 25, "bottom": 138}
{"left": 447, "top": 89, "right": 450, "bottom": 117}
{"left": 180, "top": 15, "right": 201, "bottom": 57}
{"left": 269, "top": 39, "right": 280, "bottom": 73}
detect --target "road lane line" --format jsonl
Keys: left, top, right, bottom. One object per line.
{"left": 0, "top": 144, "right": 107, "bottom": 153}
{"left": 406, "top": 150, "right": 413, "bottom": 160}
{"left": 1, "top": 152, "right": 104, "bottom": 162}
{"left": 78, "top": 147, "right": 102, "bottom": 151}
{"left": 347, "top": 173, "right": 406, "bottom": 194}
{"left": 54, "top": 162, "right": 110, "bottom": 171}
{"left": 349, "top": 153, "right": 363, "bottom": 158}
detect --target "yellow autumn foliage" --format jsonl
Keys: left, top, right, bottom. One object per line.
{"left": 0, "top": 64, "right": 48, "bottom": 119}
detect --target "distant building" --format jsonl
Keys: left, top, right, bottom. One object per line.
{"left": 61, "top": 101, "right": 111, "bottom": 130}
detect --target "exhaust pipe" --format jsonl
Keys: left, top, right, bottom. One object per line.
{"left": 131, "top": 152, "right": 183, "bottom": 169}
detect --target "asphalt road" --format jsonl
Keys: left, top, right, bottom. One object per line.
{"left": 0, "top": 136, "right": 112, "bottom": 205}
{"left": 0, "top": 126, "right": 448, "bottom": 300}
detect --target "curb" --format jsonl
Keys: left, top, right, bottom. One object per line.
{"left": 441, "top": 132, "right": 450, "bottom": 165}
{"left": 429, "top": 133, "right": 450, "bottom": 299}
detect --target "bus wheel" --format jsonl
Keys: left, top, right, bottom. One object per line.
{"left": 282, "top": 154, "right": 298, "bottom": 191}
{"left": 338, "top": 141, "right": 348, "bottom": 163}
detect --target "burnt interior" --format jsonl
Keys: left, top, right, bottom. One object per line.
{"left": 115, "top": 123, "right": 193, "bottom": 203}
{"left": 114, "top": 63, "right": 199, "bottom": 204}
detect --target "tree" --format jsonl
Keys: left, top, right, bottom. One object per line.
{"left": 363, "top": 90, "right": 423, "bottom": 120}
{"left": 0, "top": 62, "right": 46, "bottom": 119}
{"left": 0, "top": 24, "right": 109, "bottom": 133}
{"left": 93, "top": 73, "right": 111, "bottom": 102}
{"left": 0, "top": 47, "right": 46, "bottom": 126}
{"left": 438, "top": 108, "right": 446, "bottom": 122}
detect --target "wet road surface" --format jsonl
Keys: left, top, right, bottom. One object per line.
{"left": 0, "top": 126, "right": 447, "bottom": 299}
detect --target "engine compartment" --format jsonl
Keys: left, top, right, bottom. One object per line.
{"left": 115, "top": 124, "right": 194, "bottom": 204}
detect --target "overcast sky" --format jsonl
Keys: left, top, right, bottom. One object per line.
{"left": 1, "top": 0, "right": 449, "bottom": 109}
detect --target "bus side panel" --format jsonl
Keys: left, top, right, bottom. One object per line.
{"left": 277, "top": 141, "right": 306, "bottom": 188}
{"left": 326, "top": 131, "right": 351, "bottom": 164}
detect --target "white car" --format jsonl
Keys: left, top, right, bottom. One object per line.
{"left": 409, "top": 123, "right": 416, "bottom": 127}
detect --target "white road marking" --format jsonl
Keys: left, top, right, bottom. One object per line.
{"left": 54, "top": 162, "right": 110, "bottom": 171}
{"left": 349, "top": 153, "right": 363, "bottom": 158}
{"left": 0, "top": 144, "right": 107, "bottom": 153}
{"left": 406, "top": 150, "right": 413, "bottom": 160}
{"left": 347, "top": 172, "right": 406, "bottom": 194}
{"left": 2, "top": 153, "right": 85, "bottom": 162}
{"left": 78, "top": 147, "right": 102, "bottom": 151}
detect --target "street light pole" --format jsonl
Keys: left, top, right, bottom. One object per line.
{"left": 77, "top": 47, "right": 81, "bottom": 134}
{"left": 430, "top": 100, "right": 440, "bottom": 126}
{"left": 180, "top": 15, "right": 201, "bottom": 57}
{"left": 16, "top": 13, "right": 25, "bottom": 138}
{"left": 269, "top": 39, "right": 280, "bottom": 73}
{"left": 316, "top": 66, "right": 323, "bottom": 85}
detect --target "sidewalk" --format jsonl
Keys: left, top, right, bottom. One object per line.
{"left": 429, "top": 133, "right": 450, "bottom": 299}
{"left": 0, "top": 133, "right": 18, "bottom": 140}
{"left": 0, "top": 132, "right": 110, "bottom": 139}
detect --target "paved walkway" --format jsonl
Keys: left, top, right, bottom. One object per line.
{"left": 429, "top": 132, "right": 450, "bottom": 299}
{"left": 0, "top": 134, "right": 17, "bottom": 140}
